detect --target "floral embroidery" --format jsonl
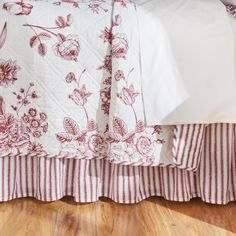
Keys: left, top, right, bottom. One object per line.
{"left": 0, "top": 0, "right": 167, "bottom": 165}
{"left": 53, "top": 34, "right": 80, "bottom": 61}
{"left": 0, "top": 59, "right": 20, "bottom": 87}
{"left": 111, "top": 33, "right": 129, "bottom": 59}
{"left": 23, "top": 14, "right": 80, "bottom": 60}
{"left": 56, "top": 70, "right": 107, "bottom": 157}
{"left": 100, "top": 76, "right": 112, "bottom": 115}
{"left": 108, "top": 68, "right": 157, "bottom": 163}
{"left": 3, "top": 1, "right": 33, "bottom": 15}
{"left": 99, "top": 15, "right": 129, "bottom": 60}
{"left": 0, "top": 84, "right": 48, "bottom": 156}
{"left": 53, "top": 0, "right": 109, "bottom": 14}
{"left": 114, "top": 0, "right": 134, "bottom": 8}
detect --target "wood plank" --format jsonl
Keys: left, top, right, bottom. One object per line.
{"left": 0, "top": 197, "right": 235, "bottom": 236}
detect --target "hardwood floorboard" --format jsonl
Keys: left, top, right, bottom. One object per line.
{"left": 0, "top": 197, "right": 235, "bottom": 236}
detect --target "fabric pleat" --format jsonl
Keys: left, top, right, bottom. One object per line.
{"left": 0, "top": 123, "right": 235, "bottom": 205}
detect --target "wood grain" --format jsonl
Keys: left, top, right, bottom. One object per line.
{"left": 0, "top": 197, "right": 235, "bottom": 236}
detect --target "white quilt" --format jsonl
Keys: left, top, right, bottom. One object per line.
{"left": 0, "top": 0, "right": 173, "bottom": 166}
{"left": 1, "top": 0, "right": 236, "bottom": 167}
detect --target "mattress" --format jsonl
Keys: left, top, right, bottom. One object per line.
{"left": 0, "top": 0, "right": 236, "bottom": 205}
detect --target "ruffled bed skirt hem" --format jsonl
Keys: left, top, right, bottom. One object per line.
{"left": 0, "top": 154, "right": 235, "bottom": 205}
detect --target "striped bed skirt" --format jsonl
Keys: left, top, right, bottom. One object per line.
{"left": 0, "top": 123, "right": 236, "bottom": 205}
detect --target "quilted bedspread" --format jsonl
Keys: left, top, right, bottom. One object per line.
{"left": 0, "top": 0, "right": 176, "bottom": 166}
{"left": 1, "top": 0, "right": 234, "bottom": 168}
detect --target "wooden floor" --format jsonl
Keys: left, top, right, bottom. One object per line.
{"left": 0, "top": 197, "right": 235, "bottom": 236}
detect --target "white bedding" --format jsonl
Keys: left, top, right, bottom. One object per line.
{"left": 139, "top": 0, "right": 236, "bottom": 125}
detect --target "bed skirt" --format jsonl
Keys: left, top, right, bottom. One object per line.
{"left": 0, "top": 123, "right": 236, "bottom": 205}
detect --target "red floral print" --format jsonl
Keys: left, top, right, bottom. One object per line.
{"left": 114, "top": 0, "right": 134, "bottom": 8}
{"left": 11, "top": 83, "right": 38, "bottom": 115}
{"left": 117, "top": 84, "right": 139, "bottom": 105}
{"left": 56, "top": 69, "right": 107, "bottom": 157}
{"left": 99, "top": 14, "right": 129, "bottom": 62}
{"left": 100, "top": 76, "right": 112, "bottom": 115}
{"left": 0, "top": 83, "right": 49, "bottom": 156}
{"left": 23, "top": 14, "right": 80, "bottom": 60}
{"left": 53, "top": 35, "right": 80, "bottom": 61}
{"left": 98, "top": 54, "right": 112, "bottom": 74}
{"left": 111, "top": 33, "right": 129, "bottom": 59}
{"left": 136, "top": 136, "right": 154, "bottom": 156}
{"left": 88, "top": 1, "right": 108, "bottom": 14}
{"left": 114, "top": 70, "right": 125, "bottom": 81}
{"left": 88, "top": 134, "right": 104, "bottom": 153}
{"left": 3, "top": 1, "right": 33, "bottom": 15}
{"left": 69, "top": 85, "right": 92, "bottom": 106}
{"left": 0, "top": 59, "right": 20, "bottom": 87}
{"left": 54, "top": 0, "right": 109, "bottom": 13}
{"left": 21, "top": 108, "right": 48, "bottom": 138}
{"left": 55, "top": 15, "right": 73, "bottom": 28}
{"left": 65, "top": 72, "right": 76, "bottom": 83}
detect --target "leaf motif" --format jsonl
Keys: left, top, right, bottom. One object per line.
{"left": 87, "top": 119, "right": 97, "bottom": 131}
{"left": 38, "top": 43, "right": 47, "bottom": 56}
{"left": 57, "top": 33, "right": 66, "bottom": 42}
{"left": 55, "top": 16, "right": 66, "bottom": 28}
{"left": 113, "top": 117, "right": 128, "bottom": 136}
{"left": 123, "top": 132, "right": 135, "bottom": 143}
{"left": 63, "top": 117, "right": 79, "bottom": 135}
{"left": 74, "top": 131, "right": 87, "bottom": 142}
{"left": 0, "top": 22, "right": 7, "bottom": 49}
{"left": 30, "top": 36, "right": 39, "bottom": 48}
{"left": 66, "top": 14, "right": 73, "bottom": 26}
{"left": 108, "top": 132, "right": 122, "bottom": 143}
{"left": 56, "top": 133, "right": 73, "bottom": 143}
{"left": 37, "top": 32, "right": 51, "bottom": 40}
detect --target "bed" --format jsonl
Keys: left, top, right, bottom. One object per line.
{"left": 0, "top": 0, "right": 236, "bottom": 204}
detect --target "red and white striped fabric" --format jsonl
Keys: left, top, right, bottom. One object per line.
{"left": 0, "top": 123, "right": 235, "bottom": 205}
{"left": 172, "top": 124, "right": 206, "bottom": 171}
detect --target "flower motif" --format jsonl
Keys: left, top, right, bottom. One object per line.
{"left": 22, "top": 114, "right": 30, "bottom": 123}
{"left": 98, "top": 55, "right": 112, "bottom": 73}
{"left": 100, "top": 27, "right": 114, "bottom": 44}
{"left": 69, "top": 85, "right": 92, "bottom": 106}
{"left": 28, "top": 108, "right": 37, "bottom": 117}
{"left": 88, "top": 134, "right": 104, "bottom": 153}
{"left": 0, "top": 59, "right": 20, "bottom": 87}
{"left": 65, "top": 72, "right": 76, "bottom": 83}
{"left": 21, "top": 108, "right": 48, "bottom": 138}
{"left": 3, "top": 2, "right": 33, "bottom": 15}
{"left": 117, "top": 84, "right": 139, "bottom": 105}
{"left": 39, "top": 112, "right": 47, "bottom": 121}
{"left": 136, "top": 136, "right": 154, "bottom": 157}
{"left": 0, "top": 113, "right": 14, "bottom": 143}
{"left": 152, "top": 125, "right": 163, "bottom": 135}
{"left": 111, "top": 33, "right": 129, "bottom": 59}
{"left": 55, "top": 14, "right": 73, "bottom": 28}
{"left": 8, "top": 121, "right": 30, "bottom": 148}
{"left": 114, "top": 70, "right": 125, "bottom": 81}
{"left": 54, "top": 35, "right": 80, "bottom": 61}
